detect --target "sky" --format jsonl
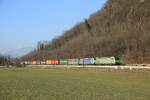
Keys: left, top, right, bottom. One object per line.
{"left": 0, "top": 0, "right": 107, "bottom": 53}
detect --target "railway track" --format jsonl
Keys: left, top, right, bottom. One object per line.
{"left": 26, "top": 64, "right": 150, "bottom": 70}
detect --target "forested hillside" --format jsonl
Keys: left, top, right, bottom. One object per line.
{"left": 22, "top": 0, "right": 150, "bottom": 64}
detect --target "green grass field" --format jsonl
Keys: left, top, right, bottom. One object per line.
{"left": 0, "top": 67, "right": 150, "bottom": 100}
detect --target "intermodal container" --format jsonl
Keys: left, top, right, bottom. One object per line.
{"left": 27, "top": 61, "right": 32, "bottom": 65}
{"left": 40, "top": 61, "right": 46, "bottom": 65}
{"left": 83, "top": 58, "right": 95, "bottom": 65}
{"left": 37, "top": 61, "right": 41, "bottom": 65}
{"left": 68, "top": 59, "right": 79, "bottom": 65}
{"left": 32, "top": 61, "right": 37, "bottom": 65}
{"left": 95, "top": 57, "right": 116, "bottom": 65}
{"left": 55, "top": 60, "right": 59, "bottom": 65}
{"left": 36, "top": 61, "right": 45, "bottom": 65}
{"left": 59, "top": 59, "right": 68, "bottom": 65}
{"left": 51, "top": 60, "right": 59, "bottom": 65}
{"left": 46, "top": 60, "right": 52, "bottom": 65}
{"left": 24, "top": 61, "right": 28, "bottom": 65}
{"left": 23, "top": 61, "right": 28, "bottom": 65}
{"left": 79, "top": 58, "right": 84, "bottom": 65}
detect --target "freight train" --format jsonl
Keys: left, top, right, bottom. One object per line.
{"left": 21, "top": 56, "right": 120, "bottom": 65}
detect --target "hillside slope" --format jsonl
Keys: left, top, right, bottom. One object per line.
{"left": 22, "top": 0, "right": 150, "bottom": 64}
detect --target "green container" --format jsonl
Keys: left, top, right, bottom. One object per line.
{"left": 59, "top": 59, "right": 68, "bottom": 65}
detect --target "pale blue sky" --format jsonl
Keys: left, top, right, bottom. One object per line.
{"left": 0, "top": 0, "right": 106, "bottom": 53}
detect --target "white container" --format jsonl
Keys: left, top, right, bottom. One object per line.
{"left": 79, "top": 58, "right": 84, "bottom": 65}
{"left": 95, "top": 57, "right": 116, "bottom": 65}
{"left": 68, "top": 59, "right": 79, "bottom": 65}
